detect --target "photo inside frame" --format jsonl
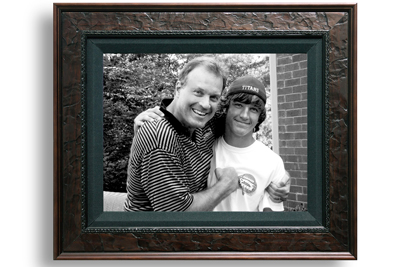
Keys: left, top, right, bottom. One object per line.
{"left": 102, "top": 53, "right": 308, "bottom": 213}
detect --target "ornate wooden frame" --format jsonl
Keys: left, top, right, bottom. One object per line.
{"left": 53, "top": 3, "right": 357, "bottom": 260}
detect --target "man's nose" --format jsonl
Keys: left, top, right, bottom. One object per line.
{"left": 240, "top": 107, "right": 250, "bottom": 119}
{"left": 199, "top": 96, "right": 211, "bottom": 109}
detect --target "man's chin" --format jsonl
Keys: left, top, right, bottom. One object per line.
{"left": 188, "top": 118, "right": 209, "bottom": 129}
{"left": 230, "top": 126, "right": 252, "bottom": 136}
{"left": 193, "top": 122, "right": 207, "bottom": 129}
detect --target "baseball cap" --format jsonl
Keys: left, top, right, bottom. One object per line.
{"left": 225, "top": 76, "right": 267, "bottom": 104}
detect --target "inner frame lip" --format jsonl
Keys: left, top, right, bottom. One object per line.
{"left": 81, "top": 30, "right": 329, "bottom": 233}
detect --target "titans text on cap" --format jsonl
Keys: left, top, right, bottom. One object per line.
{"left": 226, "top": 75, "right": 267, "bottom": 104}
{"left": 242, "top": 85, "right": 260, "bottom": 93}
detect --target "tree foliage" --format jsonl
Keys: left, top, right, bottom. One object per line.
{"left": 103, "top": 53, "right": 272, "bottom": 192}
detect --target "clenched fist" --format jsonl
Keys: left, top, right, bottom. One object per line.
{"left": 267, "top": 171, "right": 291, "bottom": 203}
{"left": 215, "top": 167, "right": 239, "bottom": 194}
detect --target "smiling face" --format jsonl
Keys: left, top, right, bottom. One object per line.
{"left": 169, "top": 65, "right": 223, "bottom": 133}
{"left": 224, "top": 97, "right": 262, "bottom": 146}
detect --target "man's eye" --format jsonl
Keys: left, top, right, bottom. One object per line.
{"left": 210, "top": 96, "right": 220, "bottom": 102}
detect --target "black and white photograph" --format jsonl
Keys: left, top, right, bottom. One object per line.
{"left": 102, "top": 53, "right": 308, "bottom": 213}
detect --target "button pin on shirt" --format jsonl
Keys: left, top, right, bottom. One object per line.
{"left": 238, "top": 174, "right": 257, "bottom": 195}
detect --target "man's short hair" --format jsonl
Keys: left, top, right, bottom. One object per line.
{"left": 219, "top": 92, "right": 267, "bottom": 132}
{"left": 178, "top": 56, "right": 228, "bottom": 90}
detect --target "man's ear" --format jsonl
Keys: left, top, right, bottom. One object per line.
{"left": 175, "top": 80, "right": 182, "bottom": 97}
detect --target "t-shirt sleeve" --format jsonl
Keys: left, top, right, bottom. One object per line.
{"left": 271, "top": 157, "right": 287, "bottom": 185}
{"left": 258, "top": 155, "right": 287, "bottom": 212}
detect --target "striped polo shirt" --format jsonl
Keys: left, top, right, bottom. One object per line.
{"left": 124, "top": 99, "right": 217, "bottom": 211}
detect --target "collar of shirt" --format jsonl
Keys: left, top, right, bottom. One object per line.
{"left": 160, "top": 98, "right": 192, "bottom": 137}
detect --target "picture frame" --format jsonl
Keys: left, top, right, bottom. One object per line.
{"left": 53, "top": 3, "right": 357, "bottom": 260}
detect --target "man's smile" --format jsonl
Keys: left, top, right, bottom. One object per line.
{"left": 234, "top": 119, "right": 251, "bottom": 125}
{"left": 192, "top": 108, "right": 208, "bottom": 117}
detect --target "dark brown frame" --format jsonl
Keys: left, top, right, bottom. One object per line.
{"left": 54, "top": 3, "right": 357, "bottom": 260}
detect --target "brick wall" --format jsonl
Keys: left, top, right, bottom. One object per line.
{"left": 276, "top": 54, "right": 308, "bottom": 211}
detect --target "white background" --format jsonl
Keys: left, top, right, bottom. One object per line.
{"left": 2, "top": 0, "right": 398, "bottom": 266}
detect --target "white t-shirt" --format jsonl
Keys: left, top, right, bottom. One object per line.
{"left": 208, "top": 137, "right": 287, "bottom": 212}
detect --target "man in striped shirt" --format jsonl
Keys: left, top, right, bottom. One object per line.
{"left": 124, "top": 57, "right": 240, "bottom": 212}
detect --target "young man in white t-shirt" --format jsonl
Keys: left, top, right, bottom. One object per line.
{"left": 207, "top": 76, "right": 290, "bottom": 212}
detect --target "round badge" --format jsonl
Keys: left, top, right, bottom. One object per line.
{"left": 239, "top": 174, "right": 257, "bottom": 195}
